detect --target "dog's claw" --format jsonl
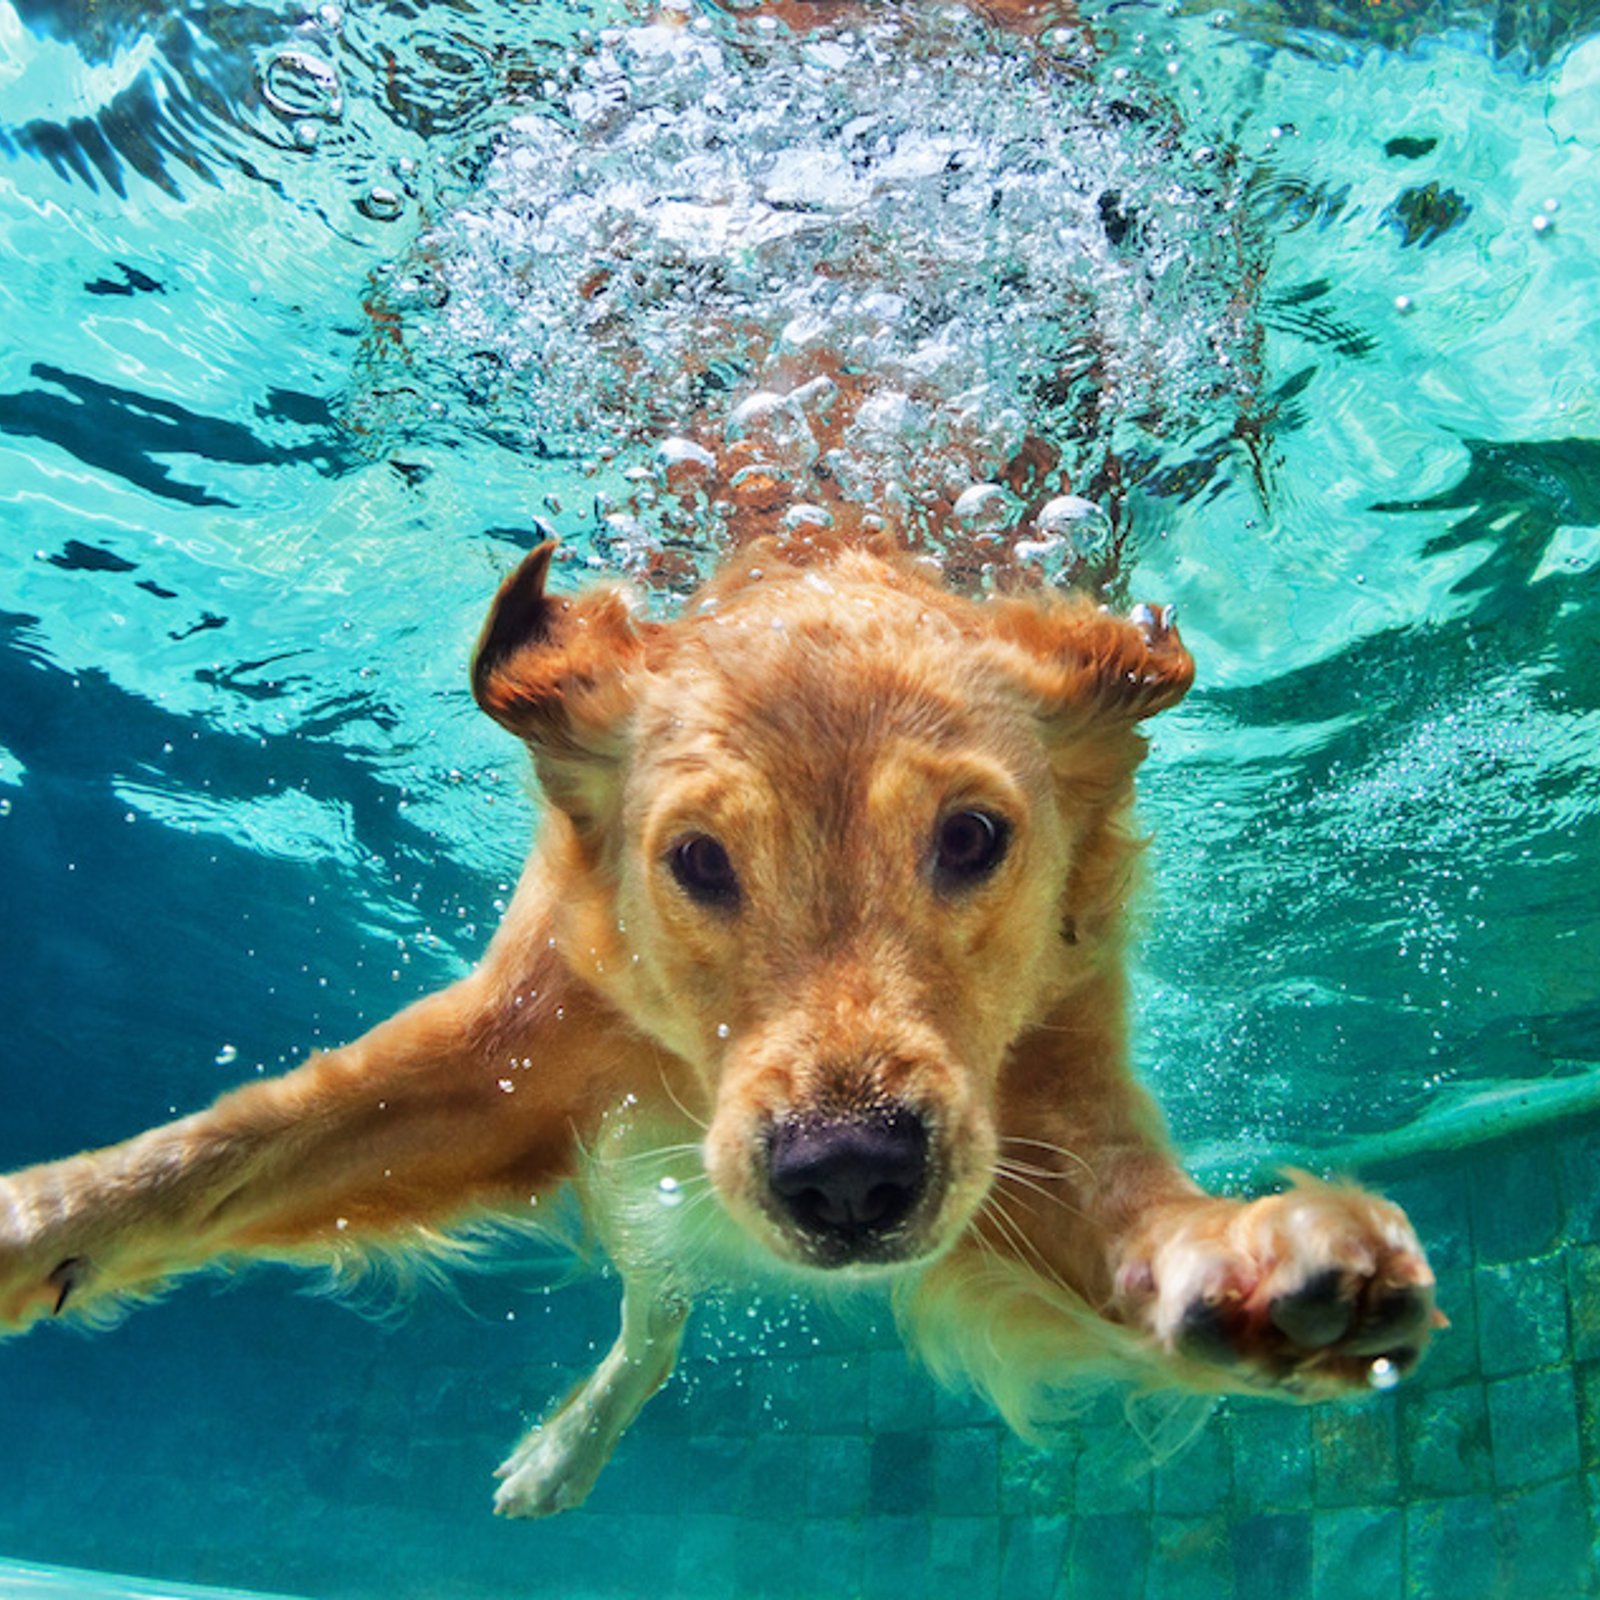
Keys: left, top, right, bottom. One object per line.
{"left": 49, "top": 1257, "right": 88, "bottom": 1316}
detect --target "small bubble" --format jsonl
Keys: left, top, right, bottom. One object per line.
{"left": 1368, "top": 1357, "right": 1402, "bottom": 1391}
{"left": 358, "top": 186, "right": 405, "bottom": 222}
{"left": 261, "top": 49, "right": 343, "bottom": 121}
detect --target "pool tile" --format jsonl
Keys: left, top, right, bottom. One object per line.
{"left": 929, "top": 1514, "right": 1002, "bottom": 1593}
{"left": 1151, "top": 1417, "right": 1232, "bottom": 1515}
{"left": 1229, "top": 1404, "right": 1313, "bottom": 1509}
{"left": 1486, "top": 1367, "right": 1581, "bottom": 1489}
{"left": 1312, "top": 1398, "right": 1400, "bottom": 1506}
{"left": 1146, "top": 1515, "right": 1232, "bottom": 1600}
{"left": 738, "top": 1434, "right": 804, "bottom": 1518}
{"left": 1231, "top": 1511, "right": 1312, "bottom": 1600}
{"left": 1061, "top": 1512, "right": 1150, "bottom": 1600}
{"left": 734, "top": 1511, "right": 807, "bottom": 1600}
{"left": 673, "top": 1513, "right": 742, "bottom": 1600}
{"left": 1494, "top": 1477, "right": 1594, "bottom": 1598}
{"left": 999, "top": 1431, "right": 1075, "bottom": 1517}
{"left": 1422, "top": 1265, "right": 1480, "bottom": 1386}
{"left": 798, "top": 1515, "right": 865, "bottom": 1600}
{"left": 1399, "top": 1381, "right": 1493, "bottom": 1497}
{"left": 804, "top": 1433, "right": 871, "bottom": 1519}
{"left": 1385, "top": 1167, "right": 1473, "bottom": 1272}
{"left": 870, "top": 1429, "right": 932, "bottom": 1514}
{"left": 1474, "top": 1256, "right": 1570, "bottom": 1377}
{"left": 931, "top": 1424, "right": 1001, "bottom": 1516}
{"left": 1567, "top": 1245, "right": 1600, "bottom": 1360}
{"left": 1470, "top": 1146, "right": 1566, "bottom": 1264}
{"left": 998, "top": 1513, "right": 1071, "bottom": 1600}
{"left": 868, "top": 1348, "right": 935, "bottom": 1432}
{"left": 1404, "top": 1495, "right": 1500, "bottom": 1600}
{"left": 861, "top": 1514, "right": 931, "bottom": 1600}
{"left": 1558, "top": 1126, "right": 1600, "bottom": 1243}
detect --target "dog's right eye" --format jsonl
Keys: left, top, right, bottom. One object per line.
{"left": 667, "top": 833, "right": 741, "bottom": 909}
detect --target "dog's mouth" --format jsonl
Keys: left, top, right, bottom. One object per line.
{"left": 758, "top": 1104, "right": 949, "bottom": 1270}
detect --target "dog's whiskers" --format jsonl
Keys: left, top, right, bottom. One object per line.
{"left": 656, "top": 1058, "right": 711, "bottom": 1133}
{"left": 976, "top": 1192, "right": 1075, "bottom": 1299}
{"left": 991, "top": 1163, "right": 1093, "bottom": 1228}
{"left": 998, "top": 1135, "right": 1096, "bottom": 1182}
{"left": 610, "top": 1141, "right": 707, "bottom": 1168}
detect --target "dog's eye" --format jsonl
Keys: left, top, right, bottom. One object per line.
{"left": 932, "top": 810, "right": 1010, "bottom": 890}
{"left": 668, "top": 833, "right": 741, "bottom": 909}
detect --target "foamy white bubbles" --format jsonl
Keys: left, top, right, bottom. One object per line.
{"left": 386, "top": 2, "right": 1255, "bottom": 586}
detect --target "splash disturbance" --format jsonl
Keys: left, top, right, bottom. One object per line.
{"left": 378, "top": 4, "right": 1259, "bottom": 588}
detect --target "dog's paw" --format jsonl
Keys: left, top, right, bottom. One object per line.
{"left": 1119, "top": 1178, "right": 1439, "bottom": 1395}
{"left": 492, "top": 1405, "right": 610, "bottom": 1519}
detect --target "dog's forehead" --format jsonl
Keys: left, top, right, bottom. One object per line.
{"left": 647, "top": 570, "right": 1018, "bottom": 757}
{"left": 615, "top": 569, "right": 1054, "bottom": 861}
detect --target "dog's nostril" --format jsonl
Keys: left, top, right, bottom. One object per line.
{"left": 767, "top": 1109, "right": 929, "bottom": 1246}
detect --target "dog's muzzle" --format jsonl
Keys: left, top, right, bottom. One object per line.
{"left": 765, "top": 1107, "right": 932, "bottom": 1266}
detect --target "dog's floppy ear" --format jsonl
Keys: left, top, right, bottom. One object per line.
{"left": 988, "top": 592, "right": 1194, "bottom": 724}
{"left": 472, "top": 541, "right": 657, "bottom": 827}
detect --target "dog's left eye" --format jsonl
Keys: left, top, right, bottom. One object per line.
{"left": 667, "top": 833, "right": 741, "bottom": 909}
{"left": 932, "top": 809, "right": 1011, "bottom": 890}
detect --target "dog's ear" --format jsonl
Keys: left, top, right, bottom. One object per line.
{"left": 472, "top": 542, "right": 657, "bottom": 827}
{"left": 987, "top": 592, "right": 1194, "bottom": 725}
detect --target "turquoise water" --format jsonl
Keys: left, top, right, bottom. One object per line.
{"left": 2, "top": 0, "right": 1598, "bottom": 1595}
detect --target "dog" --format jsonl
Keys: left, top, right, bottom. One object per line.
{"left": 0, "top": 0, "right": 1438, "bottom": 1523}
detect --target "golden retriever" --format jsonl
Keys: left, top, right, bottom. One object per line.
{"left": 0, "top": 0, "right": 1437, "bottom": 1523}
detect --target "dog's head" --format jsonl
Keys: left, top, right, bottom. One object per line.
{"left": 474, "top": 538, "right": 1192, "bottom": 1275}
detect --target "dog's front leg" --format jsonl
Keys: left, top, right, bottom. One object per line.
{"left": 992, "top": 993, "right": 1439, "bottom": 1397}
{"left": 494, "top": 1279, "right": 690, "bottom": 1518}
{"left": 0, "top": 943, "right": 629, "bottom": 1331}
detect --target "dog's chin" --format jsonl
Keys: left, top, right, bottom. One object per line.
{"left": 724, "top": 1184, "right": 983, "bottom": 1282}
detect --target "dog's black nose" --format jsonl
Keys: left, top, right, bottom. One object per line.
{"left": 767, "top": 1109, "right": 930, "bottom": 1254}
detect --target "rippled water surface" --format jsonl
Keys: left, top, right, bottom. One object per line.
{"left": 2, "top": 0, "right": 1598, "bottom": 1591}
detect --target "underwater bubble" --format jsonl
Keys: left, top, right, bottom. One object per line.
{"left": 260, "top": 50, "right": 344, "bottom": 122}
{"left": 725, "top": 391, "right": 819, "bottom": 475}
{"left": 1036, "top": 494, "right": 1113, "bottom": 558}
{"left": 657, "top": 436, "right": 717, "bottom": 483}
{"left": 783, "top": 503, "right": 833, "bottom": 531}
{"left": 951, "top": 482, "right": 1019, "bottom": 536}
{"left": 1368, "top": 1357, "right": 1402, "bottom": 1391}
{"left": 357, "top": 186, "right": 406, "bottom": 222}
{"left": 657, "top": 1176, "right": 684, "bottom": 1207}
{"left": 215, "top": 1044, "right": 238, "bottom": 1066}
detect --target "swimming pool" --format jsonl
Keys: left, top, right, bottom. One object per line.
{"left": 1, "top": 0, "right": 1597, "bottom": 1595}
